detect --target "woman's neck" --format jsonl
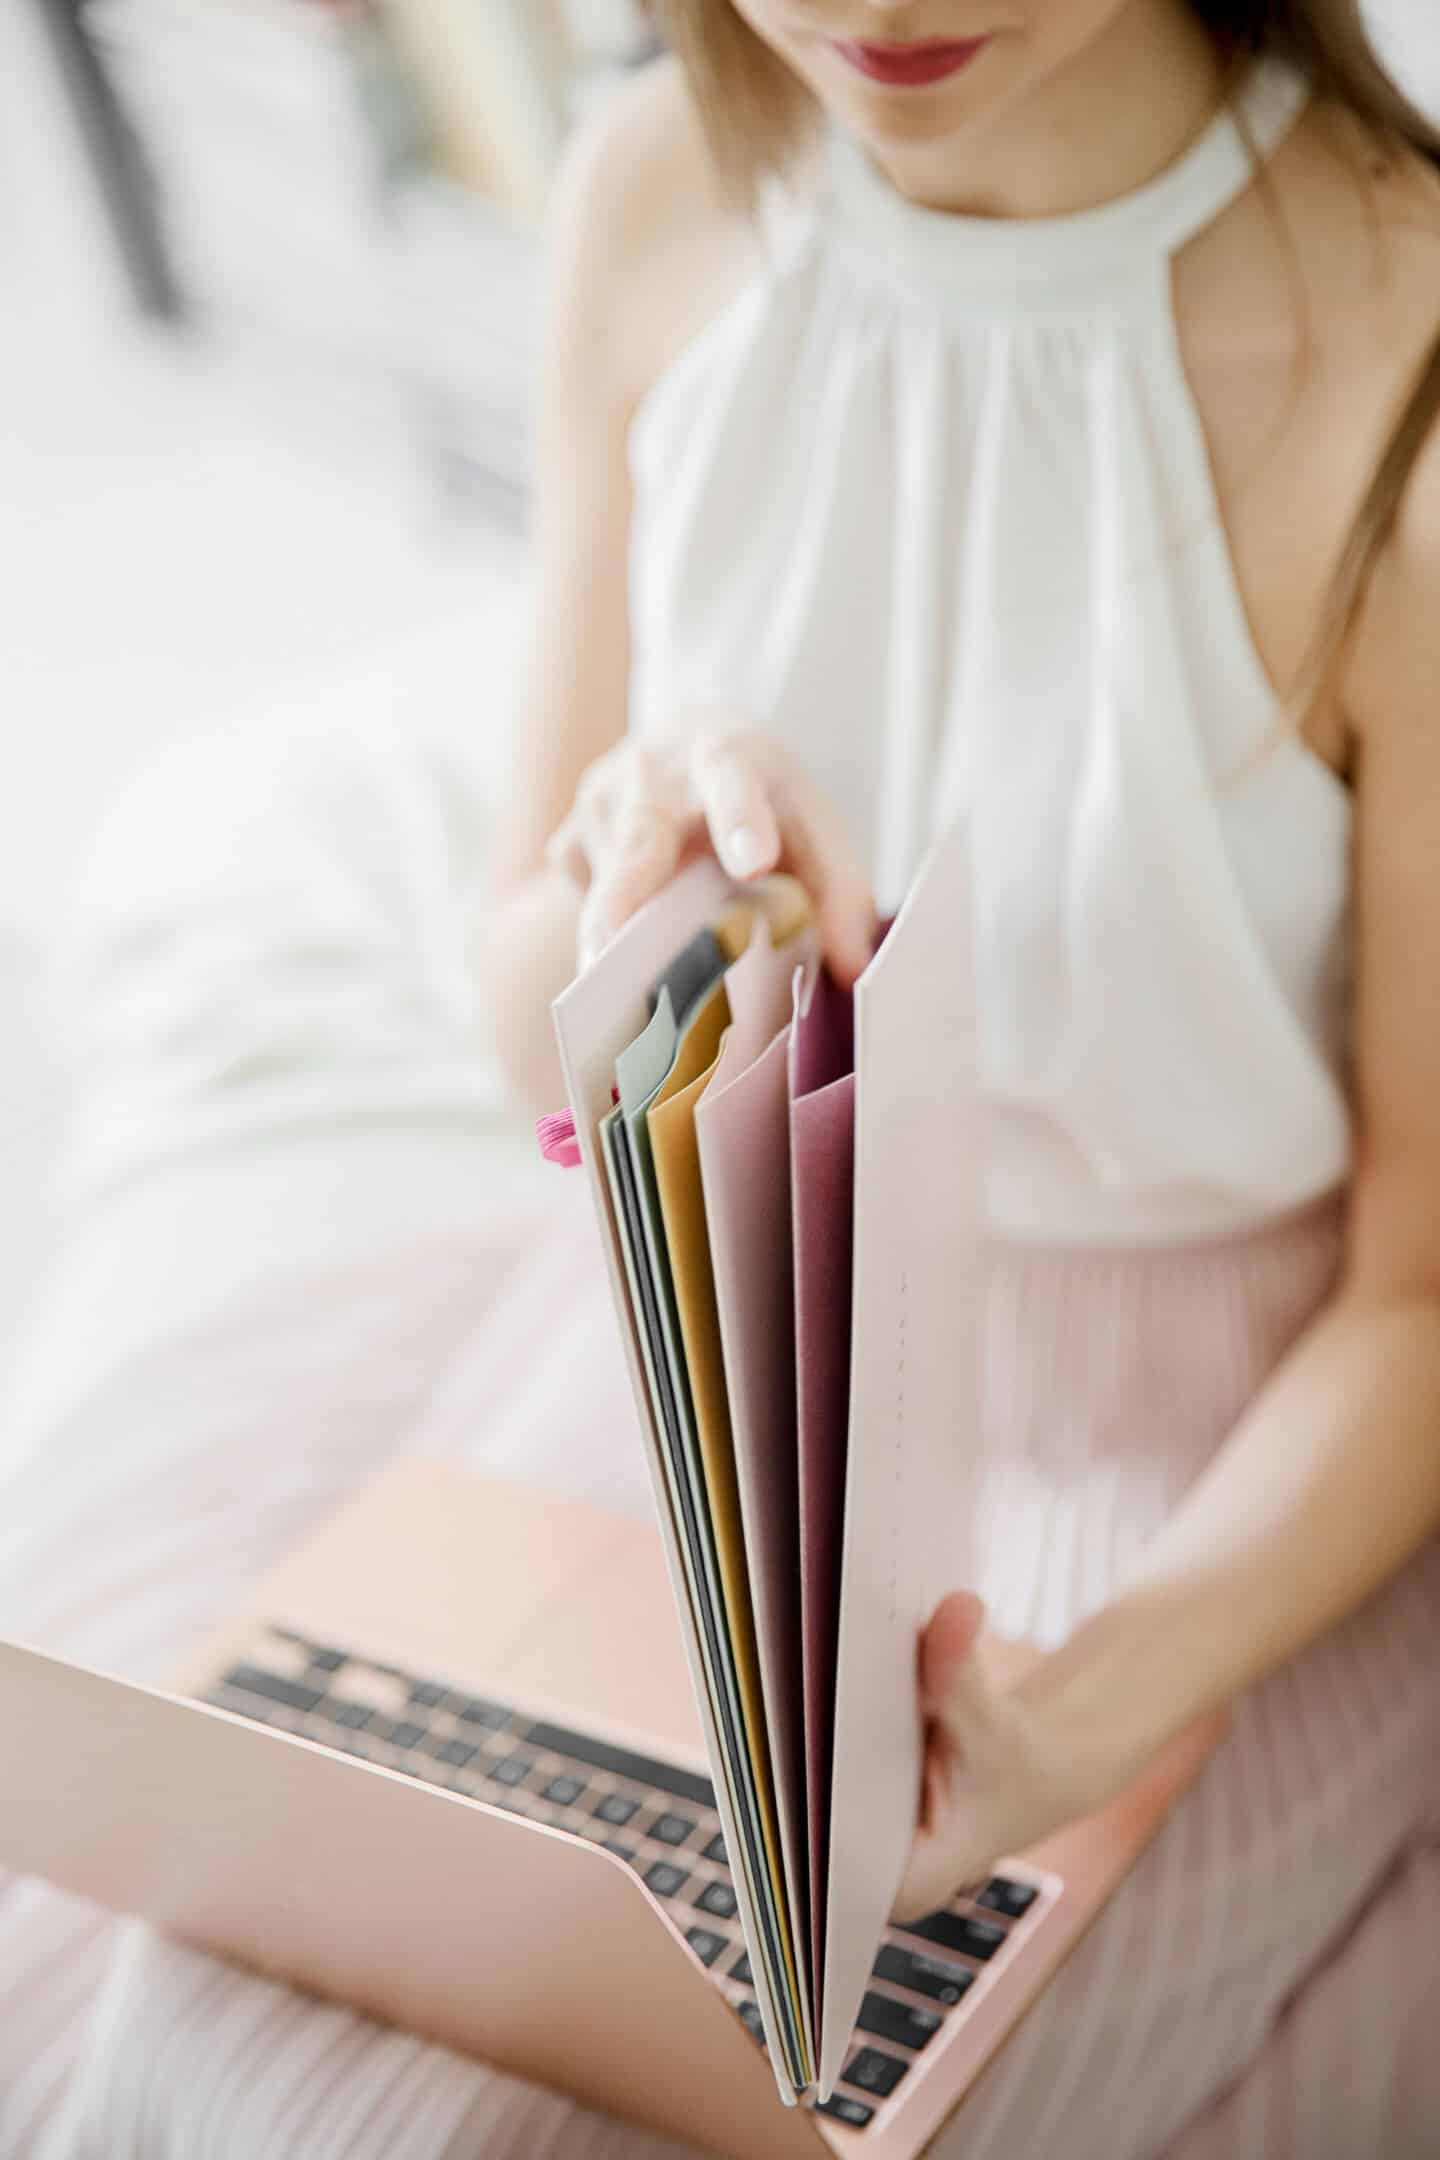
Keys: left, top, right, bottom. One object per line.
{"left": 865, "top": 3, "right": 1226, "bottom": 220}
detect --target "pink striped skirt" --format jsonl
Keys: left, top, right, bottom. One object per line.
{"left": 2, "top": 1178, "right": 1437, "bottom": 2157}
{"left": 924, "top": 1186, "right": 1440, "bottom": 2159}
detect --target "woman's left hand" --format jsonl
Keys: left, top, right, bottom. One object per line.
{"left": 892, "top": 1592, "right": 1106, "bottom": 1923}
{"left": 894, "top": 1590, "right": 1226, "bottom": 1924}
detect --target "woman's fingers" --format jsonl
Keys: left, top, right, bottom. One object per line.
{"left": 550, "top": 724, "right": 878, "bottom": 979}
{"left": 544, "top": 813, "right": 592, "bottom": 892}
{"left": 546, "top": 750, "right": 623, "bottom": 893}
{"left": 690, "top": 729, "right": 875, "bottom": 979}
{"left": 913, "top": 1591, "right": 991, "bottom": 1837}
{"left": 893, "top": 1596, "right": 1000, "bottom": 1921}
{"left": 689, "top": 734, "right": 782, "bottom": 882}
{"left": 577, "top": 755, "right": 696, "bottom": 963}
{"left": 579, "top": 820, "right": 685, "bottom": 963}
{"left": 769, "top": 774, "right": 877, "bottom": 985}
{"left": 919, "top": 1590, "right": 989, "bottom": 1727}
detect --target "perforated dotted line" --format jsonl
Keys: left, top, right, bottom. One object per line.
{"left": 888, "top": 1269, "right": 908, "bottom": 1627}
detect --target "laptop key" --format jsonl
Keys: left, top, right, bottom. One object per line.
{"left": 649, "top": 1812, "right": 694, "bottom": 1847}
{"left": 977, "top": 1875, "right": 1039, "bottom": 1919}
{"left": 408, "top": 1681, "right": 447, "bottom": 1709}
{"left": 383, "top": 1720, "right": 427, "bottom": 1750}
{"left": 520, "top": 1721, "right": 713, "bottom": 1810}
{"left": 324, "top": 1699, "right": 374, "bottom": 1730}
{"left": 304, "top": 1646, "right": 347, "bottom": 1673}
{"left": 694, "top": 1880, "right": 737, "bottom": 1921}
{"left": 541, "top": 1775, "right": 585, "bottom": 1807}
{"left": 730, "top": 1949, "right": 752, "bottom": 1984}
{"left": 602, "top": 1839, "right": 637, "bottom": 1863}
{"left": 856, "top": 1990, "right": 943, "bottom": 2053}
{"left": 817, "top": 2095, "right": 875, "bottom": 2130}
{"left": 902, "top": 1911, "right": 1006, "bottom": 1961}
{"left": 451, "top": 1695, "right": 511, "bottom": 1730}
{"left": 873, "top": 1943, "right": 974, "bottom": 2007}
{"left": 702, "top": 1834, "right": 728, "bottom": 1865}
{"left": 685, "top": 1927, "right": 728, "bottom": 1968}
{"left": 433, "top": 1738, "right": 479, "bottom": 1769}
{"left": 222, "top": 1665, "right": 323, "bottom": 1716}
{"left": 736, "top": 1999, "right": 766, "bottom": 2043}
{"left": 593, "top": 1792, "right": 639, "bottom": 1827}
{"left": 643, "top": 1862, "right": 689, "bottom": 1900}
{"left": 844, "top": 2047, "right": 908, "bottom": 2100}
{"left": 489, "top": 1755, "right": 534, "bottom": 1788}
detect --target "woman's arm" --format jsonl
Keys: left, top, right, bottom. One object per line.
{"left": 480, "top": 61, "right": 774, "bottom": 1111}
{"left": 898, "top": 408, "right": 1440, "bottom": 1919}
{"left": 478, "top": 91, "right": 648, "bottom": 1113}
{"left": 900, "top": 1261, "right": 1440, "bottom": 1920}
{"left": 1023, "top": 1298, "right": 1440, "bottom": 1785}
{"left": 1029, "top": 413, "right": 1440, "bottom": 1777}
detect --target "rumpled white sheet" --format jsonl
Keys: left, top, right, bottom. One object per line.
{"left": 0, "top": 710, "right": 690, "bottom": 2159}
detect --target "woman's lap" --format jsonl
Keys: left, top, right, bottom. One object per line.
{"left": 4, "top": 724, "right": 1435, "bottom": 2156}
{"left": 929, "top": 1208, "right": 1440, "bottom": 2160}
{"left": 0, "top": 1193, "right": 678, "bottom": 2160}
{"left": 926, "top": 1585, "right": 1440, "bottom": 2160}
{"left": 1167, "top": 1829, "right": 1440, "bottom": 2160}
{"left": 9, "top": 1205, "right": 1434, "bottom": 2160}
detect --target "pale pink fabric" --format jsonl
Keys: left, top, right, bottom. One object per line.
{"left": 2, "top": 1180, "right": 1437, "bottom": 2159}
{"left": 1, "top": 726, "right": 1435, "bottom": 2156}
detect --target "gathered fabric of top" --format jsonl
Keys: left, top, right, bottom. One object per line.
{"left": 626, "top": 57, "right": 1353, "bottom": 1246}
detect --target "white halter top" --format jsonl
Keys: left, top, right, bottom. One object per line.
{"left": 626, "top": 59, "right": 1353, "bottom": 1245}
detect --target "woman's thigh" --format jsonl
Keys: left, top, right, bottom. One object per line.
{"left": 925, "top": 1540, "right": 1440, "bottom": 2160}
{"left": 32, "top": 1926, "right": 710, "bottom": 2160}
{"left": 1165, "top": 1830, "right": 1440, "bottom": 2160}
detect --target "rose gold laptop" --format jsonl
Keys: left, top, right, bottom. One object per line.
{"left": 0, "top": 1452, "right": 1213, "bottom": 2157}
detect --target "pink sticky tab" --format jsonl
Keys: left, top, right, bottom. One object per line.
{"left": 536, "top": 1109, "right": 583, "bottom": 1169}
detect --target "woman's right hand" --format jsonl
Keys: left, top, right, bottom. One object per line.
{"left": 546, "top": 722, "right": 878, "bottom": 985}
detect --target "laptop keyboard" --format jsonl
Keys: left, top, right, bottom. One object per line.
{"left": 203, "top": 1629, "right": 1048, "bottom": 2134}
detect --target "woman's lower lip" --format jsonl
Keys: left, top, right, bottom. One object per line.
{"left": 831, "top": 36, "right": 990, "bottom": 87}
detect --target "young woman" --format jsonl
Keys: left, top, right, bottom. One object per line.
{"left": 477, "top": 0, "right": 1440, "bottom": 2150}
{"left": 3, "top": 7, "right": 1435, "bottom": 2157}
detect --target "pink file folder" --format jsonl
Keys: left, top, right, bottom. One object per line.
{"left": 787, "top": 961, "right": 855, "bottom": 2034}
{"left": 551, "top": 821, "right": 984, "bottom": 2100}
{"left": 690, "top": 914, "right": 820, "bottom": 2069}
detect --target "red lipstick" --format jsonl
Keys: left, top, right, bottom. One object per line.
{"left": 832, "top": 35, "right": 990, "bottom": 87}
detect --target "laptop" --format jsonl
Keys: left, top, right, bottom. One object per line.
{"left": 0, "top": 1450, "right": 1215, "bottom": 2158}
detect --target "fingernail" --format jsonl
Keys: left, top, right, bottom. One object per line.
{"left": 724, "top": 824, "right": 768, "bottom": 878}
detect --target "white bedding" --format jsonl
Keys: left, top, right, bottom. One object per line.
{"left": 0, "top": 715, "right": 692, "bottom": 2158}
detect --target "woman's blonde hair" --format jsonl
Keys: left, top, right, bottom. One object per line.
{"left": 652, "top": 0, "right": 1440, "bottom": 739}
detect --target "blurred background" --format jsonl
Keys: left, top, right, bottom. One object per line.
{"left": 1, "top": 0, "right": 660, "bottom": 1404}
{"left": 0, "top": 0, "right": 1435, "bottom": 1415}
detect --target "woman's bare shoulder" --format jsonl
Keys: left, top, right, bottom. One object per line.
{"left": 1295, "top": 107, "right": 1440, "bottom": 745}
{"left": 545, "top": 54, "right": 772, "bottom": 416}
{"left": 1279, "top": 100, "right": 1440, "bottom": 357}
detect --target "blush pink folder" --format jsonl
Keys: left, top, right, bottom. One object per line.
{"left": 552, "top": 822, "right": 985, "bottom": 2100}
{"left": 553, "top": 862, "right": 800, "bottom": 2090}
{"left": 690, "top": 913, "right": 821, "bottom": 2067}
{"left": 787, "top": 961, "right": 855, "bottom": 2035}
{"left": 815, "top": 827, "right": 983, "bottom": 2095}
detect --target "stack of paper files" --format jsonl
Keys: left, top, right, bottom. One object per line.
{"left": 551, "top": 837, "right": 982, "bottom": 2105}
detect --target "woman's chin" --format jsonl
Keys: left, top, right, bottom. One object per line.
{"left": 811, "top": 40, "right": 1011, "bottom": 151}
